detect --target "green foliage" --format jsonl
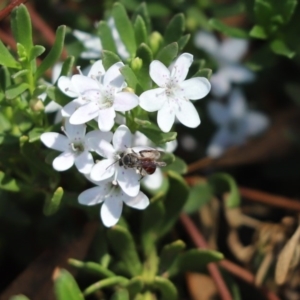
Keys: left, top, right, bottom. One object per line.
{"left": 97, "top": 21, "right": 118, "bottom": 54}
{"left": 102, "top": 50, "right": 122, "bottom": 70}
{"left": 209, "top": 19, "right": 248, "bottom": 38}
{"left": 155, "top": 42, "right": 178, "bottom": 66}
{"left": 43, "top": 186, "right": 64, "bottom": 216}
{"left": 0, "top": 40, "right": 21, "bottom": 69}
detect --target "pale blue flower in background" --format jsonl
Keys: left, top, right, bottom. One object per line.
{"left": 194, "top": 31, "right": 255, "bottom": 97}
{"left": 207, "top": 88, "right": 270, "bottom": 157}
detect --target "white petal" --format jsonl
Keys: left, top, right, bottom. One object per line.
{"left": 88, "top": 60, "right": 105, "bottom": 78}
{"left": 142, "top": 169, "right": 163, "bottom": 190}
{"left": 113, "top": 92, "right": 139, "bottom": 111}
{"left": 117, "top": 167, "right": 140, "bottom": 197}
{"left": 175, "top": 100, "right": 200, "bottom": 128}
{"left": 207, "top": 127, "right": 231, "bottom": 158}
{"left": 150, "top": 60, "right": 170, "bottom": 87}
{"left": 207, "top": 101, "right": 231, "bottom": 125}
{"left": 97, "top": 107, "right": 116, "bottom": 132}
{"left": 222, "top": 65, "right": 255, "bottom": 84}
{"left": 194, "top": 31, "right": 219, "bottom": 58}
{"left": 52, "top": 63, "right": 63, "bottom": 83}
{"left": 210, "top": 70, "right": 231, "bottom": 97}
{"left": 171, "top": 53, "right": 193, "bottom": 83}
{"left": 78, "top": 186, "right": 106, "bottom": 206}
{"left": 53, "top": 152, "right": 75, "bottom": 171}
{"left": 139, "top": 88, "right": 167, "bottom": 112}
{"left": 90, "top": 159, "right": 116, "bottom": 181}
{"left": 44, "top": 101, "right": 62, "bottom": 113}
{"left": 85, "top": 130, "right": 113, "bottom": 151}
{"left": 104, "top": 62, "right": 125, "bottom": 88}
{"left": 58, "top": 76, "right": 78, "bottom": 97}
{"left": 61, "top": 99, "right": 87, "bottom": 117}
{"left": 101, "top": 197, "right": 123, "bottom": 227}
{"left": 133, "top": 131, "right": 150, "bottom": 147}
{"left": 157, "top": 102, "right": 175, "bottom": 132}
{"left": 123, "top": 191, "right": 149, "bottom": 209}
{"left": 40, "top": 132, "right": 68, "bottom": 151}
{"left": 219, "top": 38, "right": 248, "bottom": 62}
{"left": 65, "top": 119, "right": 86, "bottom": 140}
{"left": 113, "top": 125, "right": 132, "bottom": 152}
{"left": 164, "top": 139, "right": 178, "bottom": 153}
{"left": 70, "top": 102, "right": 99, "bottom": 124}
{"left": 245, "top": 112, "right": 269, "bottom": 136}
{"left": 89, "top": 139, "right": 115, "bottom": 158}
{"left": 75, "top": 151, "right": 94, "bottom": 174}
{"left": 179, "top": 77, "right": 211, "bottom": 100}
{"left": 71, "top": 74, "right": 100, "bottom": 94}
{"left": 228, "top": 88, "right": 247, "bottom": 118}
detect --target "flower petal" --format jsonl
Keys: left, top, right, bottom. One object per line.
{"left": 194, "top": 31, "right": 219, "bottom": 58}
{"left": 228, "top": 88, "right": 247, "bottom": 118}
{"left": 52, "top": 63, "right": 63, "bottom": 84}
{"left": 65, "top": 119, "right": 86, "bottom": 140}
{"left": 207, "top": 101, "right": 231, "bottom": 125}
{"left": 53, "top": 152, "right": 75, "bottom": 171}
{"left": 85, "top": 130, "right": 113, "bottom": 151}
{"left": 179, "top": 77, "right": 211, "bottom": 100}
{"left": 157, "top": 102, "right": 175, "bottom": 132}
{"left": 142, "top": 169, "right": 163, "bottom": 190}
{"left": 44, "top": 101, "right": 62, "bottom": 113}
{"left": 207, "top": 127, "right": 232, "bottom": 158}
{"left": 113, "top": 92, "right": 139, "bottom": 111}
{"left": 171, "top": 53, "right": 193, "bottom": 83}
{"left": 175, "top": 100, "right": 200, "bottom": 128}
{"left": 88, "top": 60, "right": 105, "bottom": 78}
{"left": 40, "top": 132, "right": 69, "bottom": 151}
{"left": 61, "top": 99, "right": 87, "bottom": 117}
{"left": 97, "top": 107, "right": 116, "bottom": 132}
{"left": 113, "top": 125, "right": 132, "bottom": 152}
{"left": 222, "top": 65, "right": 255, "bottom": 84}
{"left": 117, "top": 167, "right": 140, "bottom": 197}
{"left": 150, "top": 60, "right": 170, "bottom": 87}
{"left": 71, "top": 74, "right": 100, "bottom": 94}
{"left": 219, "top": 38, "right": 248, "bottom": 62}
{"left": 101, "top": 196, "right": 123, "bottom": 227}
{"left": 78, "top": 186, "right": 106, "bottom": 206}
{"left": 90, "top": 159, "right": 116, "bottom": 181}
{"left": 245, "top": 112, "right": 269, "bottom": 136}
{"left": 89, "top": 139, "right": 115, "bottom": 158}
{"left": 210, "top": 70, "right": 231, "bottom": 97}
{"left": 70, "top": 102, "right": 99, "bottom": 124}
{"left": 139, "top": 88, "right": 167, "bottom": 112}
{"left": 104, "top": 62, "right": 125, "bottom": 88}
{"left": 75, "top": 151, "right": 94, "bottom": 174}
{"left": 123, "top": 191, "right": 149, "bottom": 209}
{"left": 58, "top": 76, "right": 78, "bottom": 97}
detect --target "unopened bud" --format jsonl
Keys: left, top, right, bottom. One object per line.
{"left": 149, "top": 31, "right": 163, "bottom": 55}
{"left": 123, "top": 87, "right": 135, "bottom": 94}
{"left": 29, "top": 98, "right": 44, "bottom": 112}
{"left": 130, "top": 57, "right": 143, "bottom": 72}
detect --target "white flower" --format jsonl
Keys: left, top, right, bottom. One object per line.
{"left": 58, "top": 60, "right": 139, "bottom": 132}
{"left": 207, "top": 88, "right": 270, "bottom": 157}
{"left": 89, "top": 125, "right": 141, "bottom": 197}
{"left": 139, "top": 53, "right": 211, "bottom": 132}
{"left": 40, "top": 119, "right": 112, "bottom": 173}
{"left": 78, "top": 177, "right": 149, "bottom": 227}
{"left": 194, "top": 31, "right": 255, "bottom": 97}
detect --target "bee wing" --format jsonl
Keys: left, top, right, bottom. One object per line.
{"left": 139, "top": 149, "right": 161, "bottom": 159}
{"left": 155, "top": 161, "right": 167, "bottom": 167}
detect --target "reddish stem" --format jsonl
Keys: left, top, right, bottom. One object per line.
{"left": 0, "top": 0, "right": 28, "bottom": 21}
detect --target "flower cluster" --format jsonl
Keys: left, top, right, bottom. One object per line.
{"left": 40, "top": 53, "right": 211, "bottom": 226}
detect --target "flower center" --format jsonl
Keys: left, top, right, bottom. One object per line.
{"left": 165, "top": 77, "right": 180, "bottom": 98}
{"left": 69, "top": 140, "right": 85, "bottom": 154}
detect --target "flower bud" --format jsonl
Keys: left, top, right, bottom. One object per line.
{"left": 130, "top": 57, "right": 143, "bottom": 72}
{"left": 149, "top": 31, "right": 163, "bottom": 55}
{"left": 29, "top": 98, "right": 44, "bottom": 112}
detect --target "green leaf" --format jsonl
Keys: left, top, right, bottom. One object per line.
{"left": 0, "top": 40, "right": 21, "bottom": 69}
{"left": 11, "top": 4, "right": 33, "bottom": 57}
{"left": 35, "top": 25, "right": 66, "bottom": 80}
{"left": 107, "top": 226, "right": 142, "bottom": 277}
{"left": 209, "top": 19, "right": 248, "bottom": 38}
{"left": 155, "top": 42, "right": 178, "bottom": 66}
{"left": 43, "top": 187, "right": 64, "bottom": 216}
{"left": 193, "top": 68, "right": 212, "bottom": 79}
{"left": 29, "top": 45, "right": 45, "bottom": 60}
{"left": 153, "top": 276, "right": 178, "bottom": 300}
{"left": 0, "top": 112, "right": 11, "bottom": 132}
{"left": 125, "top": 277, "right": 144, "bottom": 299}
{"left": 59, "top": 56, "right": 75, "bottom": 78}
{"left": 11, "top": 69, "right": 29, "bottom": 79}
{"left": 83, "top": 277, "right": 129, "bottom": 297}
{"left": 133, "top": 3, "right": 151, "bottom": 34}
{"left": 68, "top": 259, "right": 115, "bottom": 278}
{"left": 138, "top": 123, "right": 177, "bottom": 144}
{"left": 54, "top": 269, "right": 84, "bottom": 300}
{"left": 9, "top": 295, "right": 30, "bottom": 300}
{"left": 162, "top": 156, "right": 187, "bottom": 175}
{"left": 119, "top": 65, "right": 139, "bottom": 90}
{"left": 184, "top": 182, "right": 213, "bottom": 214}
{"left": 102, "top": 50, "right": 122, "bottom": 70}
{"left": 97, "top": 21, "right": 118, "bottom": 54}
{"left": 164, "top": 13, "right": 185, "bottom": 45}
{"left": 134, "top": 15, "right": 148, "bottom": 46}
{"left": 0, "top": 66, "right": 11, "bottom": 90}
{"left": 110, "top": 289, "right": 129, "bottom": 300}
{"left": 177, "top": 34, "right": 190, "bottom": 52}
{"left": 28, "top": 127, "right": 45, "bottom": 142}
{"left": 112, "top": 3, "right": 136, "bottom": 57}
{"left": 280, "top": 0, "right": 297, "bottom": 23}
{"left": 0, "top": 172, "right": 20, "bottom": 192}
{"left": 159, "top": 171, "right": 189, "bottom": 236}
{"left": 46, "top": 86, "right": 73, "bottom": 107}
{"left": 249, "top": 25, "right": 268, "bottom": 39}
{"left": 270, "top": 39, "right": 295, "bottom": 58}
{"left": 169, "top": 249, "right": 224, "bottom": 277}
{"left": 159, "top": 240, "right": 186, "bottom": 274}
{"left": 5, "top": 83, "right": 29, "bottom": 99}
{"left": 208, "top": 172, "right": 240, "bottom": 208}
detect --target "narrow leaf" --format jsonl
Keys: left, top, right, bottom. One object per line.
{"left": 43, "top": 187, "right": 64, "bottom": 216}
{"left": 249, "top": 25, "right": 268, "bottom": 39}
{"left": 125, "top": 277, "right": 144, "bottom": 299}
{"left": 119, "top": 65, "right": 139, "bottom": 90}
{"left": 164, "top": 13, "right": 185, "bottom": 45}
{"left": 153, "top": 276, "right": 178, "bottom": 300}
{"left": 270, "top": 39, "right": 295, "bottom": 58}
{"left": 177, "top": 34, "right": 190, "bottom": 52}
{"left": 155, "top": 42, "right": 178, "bottom": 66}
{"left": 35, "top": 25, "right": 66, "bottom": 80}
{"left": 97, "top": 21, "right": 118, "bottom": 54}
{"left": 193, "top": 68, "right": 212, "bottom": 79}
{"left": 138, "top": 123, "right": 177, "bottom": 144}
{"left": 0, "top": 40, "right": 20, "bottom": 69}
{"left": 102, "top": 50, "right": 121, "bottom": 70}
{"left": 209, "top": 19, "right": 248, "bottom": 38}
{"left": 133, "top": 3, "right": 151, "bottom": 34}
{"left": 0, "top": 171, "right": 20, "bottom": 192}
{"left": 162, "top": 156, "right": 187, "bottom": 174}
{"left": 59, "top": 56, "right": 75, "bottom": 78}
{"left": 29, "top": 45, "right": 45, "bottom": 60}
{"left": 134, "top": 15, "right": 148, "bottom": 46}
{"left": 5, "top": 83, "right": 29, "bottom": 99}
{"left": 110, "top": 289, "right": 129, "bottom": 300}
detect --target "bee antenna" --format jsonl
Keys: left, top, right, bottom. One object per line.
{"left": 105, "top": 159, "right": 120, "bottom": 170}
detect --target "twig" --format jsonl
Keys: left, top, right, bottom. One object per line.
{"left": 180, "top": 213, "right": 281, "bottom": 300}
{"left": 0, "top": 0, "right": 28, "bottom": 21}
{"left": 239, "top": 187, "right": 300, "bottom": 212}
{"left": 180, "top": 214, "right": 232, "bottom": 300}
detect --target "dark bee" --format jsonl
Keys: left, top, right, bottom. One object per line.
{"left": 119, "top": 149, "right": 166, "bottom": 177}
